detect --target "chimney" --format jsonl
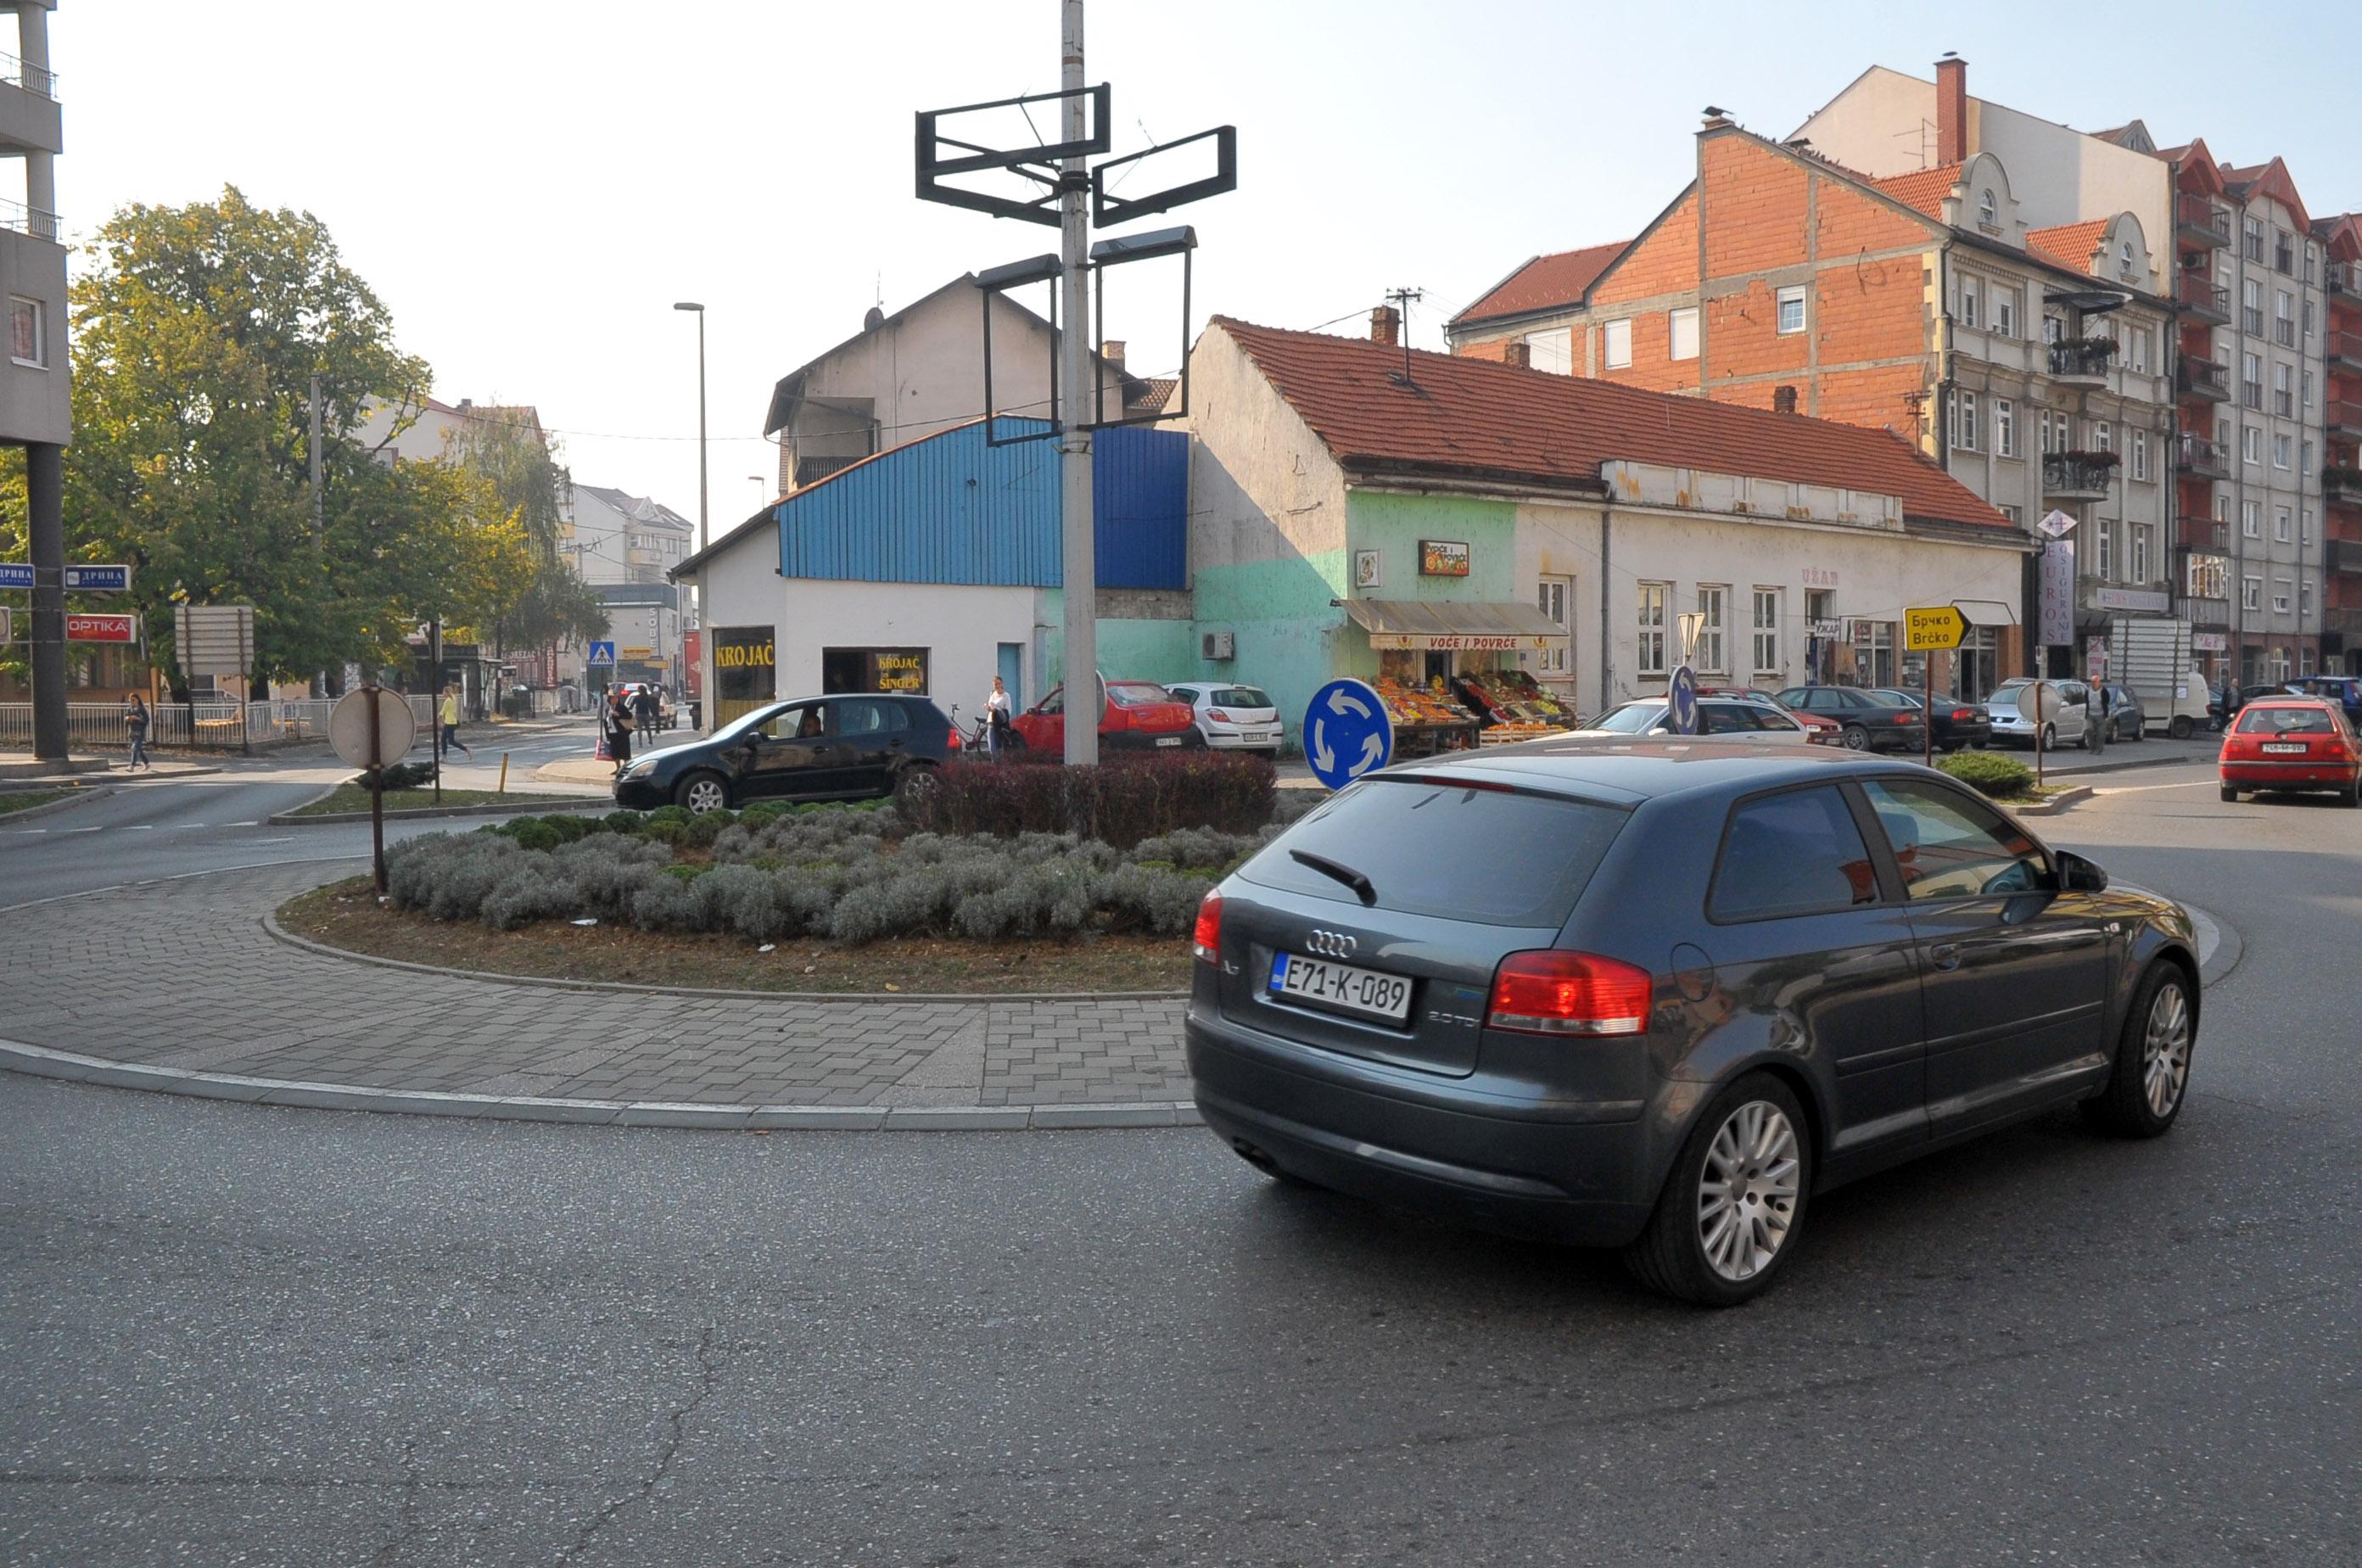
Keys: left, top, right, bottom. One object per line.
{"left": 456, "top": 397, "right": 473, "bottom": 411}
{"left": 1100, "top": 339, "right": 1126, "bottom": 371}
{"left": 1369, "top": 305, "right": 1400, "bottom": 346}
{"left": 1501, "top": 339, "right": 1531, "bottom": 369}
{"left": 1772, "top": 384, "right": 1799, "bottom": 415}
{"left": 1935, "top": 53, "right": 1967, "bottom": 165}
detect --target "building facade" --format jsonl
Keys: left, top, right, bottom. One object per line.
{"left": 2320, "top": 213, "right": 2362, "bottom": 675}
{"left": 1, "top": 1, "right": 69, "bottom": 744}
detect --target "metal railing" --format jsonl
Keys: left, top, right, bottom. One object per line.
{"left": 0, "top": 195, "right": 59, "bottom": 241}
{"left": 2329, "top": 328, "right": 2362, "bottom": 368}
{"left": 0, "top": 696, "right": 434, "bottom": 754}
{"left": 2177, "top": 356, "right": 2229, "bottom": 399}
{"left": 2331, "top": 262, "right": 2362, "bottom": 301}
{"left": 2042, "top": 453, "right": 2116, "bottom": 494}
{"left": 2177, "top": 434, "right": 2230, "bottom": 476}
{"left": 2329, "top": 399, "right": 2362, "bottom": 436}
{"left": 2047, "top": 339, "right": 2114, "bottom": 378}
{"left": 2175, "top": 194, "right": 2230, "bottom": 244}
{"left": 2175, "top": 272, "right": 2230, "bottom": 318}
{"left": 0, "top": 50, "right": 55, "bottom": 98}
{"left": 2326, "top": 467, "right": 2362, "bottom": 505}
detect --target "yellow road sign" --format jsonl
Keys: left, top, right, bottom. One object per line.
{"left": 1903, "top": 606, "right": 1968, "bottom": 652}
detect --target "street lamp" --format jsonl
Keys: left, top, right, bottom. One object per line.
{"left": 672, "top": 302, "right": 708, "bottom": 557}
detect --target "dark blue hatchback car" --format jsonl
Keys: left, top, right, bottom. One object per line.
{"left": 1186, "top": 742, "right": 2200, "bottom": 1305}
{"left": 613, "top": 693, "right": 957, "bottom": 814}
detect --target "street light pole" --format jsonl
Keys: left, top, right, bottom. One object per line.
{"left": 674, "top": 301, "right": 708, "bottom": 722}
{"left": 1057, "top": 0, "right": 1097, "bottom": 767}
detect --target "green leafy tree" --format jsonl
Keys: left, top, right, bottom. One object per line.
{"left": 433, "top": 407, "right": 607, "bottom": 657}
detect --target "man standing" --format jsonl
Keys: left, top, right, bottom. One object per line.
{"left": 633, "top": 683, "right": 660, "bottom": 737}
{"left": 439, "top": 684, "right": 472, "bottom": 758}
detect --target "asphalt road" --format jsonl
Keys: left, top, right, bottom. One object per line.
{"left": 3, "top": 758, "right": 2358, "bottom": 1565}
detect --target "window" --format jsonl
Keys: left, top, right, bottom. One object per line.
{"left": 1751, "top": 588, "right": 1780, "bottom": 675}
{"left": 1534, "top": 576, "right": 1570, "bottom": 675}
{"left": 2275, "top": 229, "right": 2294, "bottom": 274}
{"left": 1709, "top": 787, "right": 1879, "bottom": 921}
{"left": 2242, "top": 500, "right": 2261, "bottom": 538}
{"left": 2302, "top": 507, "right": 2314, "bottom": 546}
{"left": 2044, "top": 313, "right": 2065, "bottom": 344}
{"left": 1776, "top": 286, "right": 1806, "bottom": 335}
{"left": 1669, "top": 306, "right": 1699, "bottom": 361}
{"left": 2275, "top": 506, "right": 2291, "bottom": 542}
{"left": 1998, "top": 503, "right": 2021, "bottom": 525}
{"left": 1994, "top": 288, "right": 2016, "bottom": 338}
{"left": 2274, "top": 362, "right": 2293, "bottom": 416}
{"left": 1696, "top": 585, "right": 1728, "bottom": 673}
{"left": 2131, "top": 524, "right": 2152, "bottom": 583}
{"left": 2303, "top": 370, "right": 2315, "bottom": 409}
{"left": 2273, "top": 434, "right": 2292, "bottom": 470}
{"left": 2094, "top": 420, "right": 2111, "bottom": 453}
{"left": 2303, "top": 244, "right": 2318, "bottom": 284}
{"left": 2243, "top": 216, "right": 2264, "bottom": 261}
{"left": 2040, "top": 410, "right": 2057, "bottom": 454}
{"left": 2242, "top": 351, "right": 2263, "bottom": 408}
{"left": 2273, "top": 580, "right": 2292, "bottom": 616}
{"left": 6, "top": 297, "right": 40, "bottom": 367}
{"left": 1637, "top": 581, "right": 1668, "bottom": 675}
{"left": 2120, "top": 239, "right": 2137, "bottom": 276}
{"left": 2303, "top": 300, "right": 2316, "bottom": 341}
{"left": 1604, "top": 318, "right": 1632, "bottom": 369}
{"left": 2301, "top": 579, "right": 2314, "bottom": 617}
{"left": 2275, "top": 291, "right": 2296, "bottom": 347}
{"left": 2242, "top": 279, "right": 2264, "bottom": 336}
{"left": 2130, "top": 328, "right": 2150, "bottom": 372}
{"left": 2301, "top": 440, "right": 2314, "bottom": 477}
{"left": 1960, "top": 274, "right": 1979, "bottom": 328}
{"left": 1995, "top": 398, "right": 2016, "bottom": 457}
{"left": 1978, "top": 188, "right": 1997, "bottom": 227}
{"left": 2242, "top": 574, "right": 2262, "bottom": 611}
{"left": 2243, "top": 425, "right": 2261, "bottom": 465}
{"left": 1861, "top": 780, "right": 2048, "bottom": 902}
{"left": 1520, "top": 327, "right": 1573, "bottom": 375}
{"left": 1952, "top": 389, "right": 1978, "bottom": 451}
{"left": 831, "top": 697, "right": 912, "bottom": 736}
{"left": 2096, "top": 518, "right": 2114, "bottom": 580}
{"left": 1851, "top": 620, "right": 1896, "bottom": 686}
{"left": 2130, "top": 428, "right": 2147, "bottom": 480}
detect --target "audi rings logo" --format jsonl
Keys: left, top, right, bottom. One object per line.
{"left": 1306, "top": 930, "right": 1358, "bottom": 959}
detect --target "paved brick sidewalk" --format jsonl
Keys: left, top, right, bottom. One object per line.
{"left": 1, "top": 862, "right": 1191, "bottom": 1119}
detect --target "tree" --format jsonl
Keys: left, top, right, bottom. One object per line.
{"left": 434, "top": 406, "right": 607, "bottom": 658}
{"left": 54, "top": 188, "right": 525, "bottom": 686}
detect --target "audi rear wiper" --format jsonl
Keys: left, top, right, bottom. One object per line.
{"left": 1290, "top": 848, "right": 1376, "bottom": 906}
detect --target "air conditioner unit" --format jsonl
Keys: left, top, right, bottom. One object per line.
{"left": 1201, "top": 630, "right": 1235, "bottom": 661}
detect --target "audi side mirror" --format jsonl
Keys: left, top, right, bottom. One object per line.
{"left": 2055, "top": 851, "right": 2109, "bottom": 893}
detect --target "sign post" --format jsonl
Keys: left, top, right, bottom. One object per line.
{"left": 329, "top": 685, "right": 417, "bottom": 895}
{"left": 1903, "top": 606, "right": 1968, "bottom": 768}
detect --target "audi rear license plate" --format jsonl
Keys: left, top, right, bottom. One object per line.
{"left": 1269, "top": 952, "right": 1412, "bottom": 1022}
{"left": 2261, "top": 742, "right": 2306, "bottom": 753}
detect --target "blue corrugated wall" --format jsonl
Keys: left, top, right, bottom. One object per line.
{"left": 775, "top": 419, "right": 1185, "bottom": 591}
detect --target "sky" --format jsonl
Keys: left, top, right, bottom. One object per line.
{"left": 56, "top": 1, "right": 2362, "bottom": 532}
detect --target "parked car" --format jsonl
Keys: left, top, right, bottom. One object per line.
{"left": 1567, "top": 697, "right": 1815, "bottom": 745}
{"left": 2281, "top": 675, "right": 2362, "bottom": 729}
{"left": 1187, "top": 744, "right": 2200, "bottom": 1305}
{"left": 2217, "top": 697, "right": 2362, "bottom": 806}
{"left": 1986, "top": 678, "right": 2089, "bottom": 750}
{"left": 1694, "top": 686, "right": 1842, "bottom": 745}
{"left": 1165, "top": 681, "right": 1285, "bottom": 757}
{"left": 1007, "top": 677, "right": 1201, "bottom": 755}
{"left": 1771, "top": 685, "right": 1929, "bottom": 753}
{"left": 2094, "top": 684, "right": 2147, "bottom": 744}
{"left": 1862, "top": 688, "right": 1991, "bottom": 751}
{"left": 612, "top": 692, "right": 958, "bottom": 813}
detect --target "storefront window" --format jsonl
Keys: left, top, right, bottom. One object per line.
{"left": 821, "top": 647, "right": 929, "bottom": 696}
{"left": 1957, "top": 627, "right": 1999, "bottom": 703}
{"left": 712, "top": 625, "right": 776, "bottom": 726}
{"left": 1851, "top": 620, "right": 1897, "bottom": 687}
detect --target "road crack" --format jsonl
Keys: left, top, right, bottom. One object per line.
{"left": 369, "top": 1437, "right": 423, "bottom": 1567}
{"left": 553, "top": 1322, "right": 725, "bottom": 1565}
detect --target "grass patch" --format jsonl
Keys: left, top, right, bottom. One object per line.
{"left": 280, "top": 876, "right": 1191, "bottom": 994}
{"left": 0, "top": 788, "right": 73, "bottom": 816}
{"left": 292, "top": 784, "right": 546, "bottom": 816}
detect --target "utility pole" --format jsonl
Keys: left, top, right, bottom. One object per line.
{"left": 310, "top": 370, "right": 326, "bottom": 697}
{"left": 1385, "top": 287, "right": 1424, "bottom": 384}
{"left": 1057, "top": 0, "right": 1097, "bottom": 767}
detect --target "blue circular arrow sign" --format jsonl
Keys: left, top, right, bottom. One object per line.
{"left": 1669, "top": 664, "right": 1699, "bottom": 735}
{"left": 1304, "top": 677, "right": 1393, "bottom": 791}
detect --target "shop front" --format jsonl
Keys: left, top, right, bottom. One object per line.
{"left": 1335, "top": 598, "right": 1575, "bottom": 753}
{"left": 711, "top": 624, "right": 777, "bottom": 727}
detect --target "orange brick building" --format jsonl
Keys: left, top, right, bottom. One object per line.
{"left": 2320, "top": 213, "right": 2362, "bottom": 674}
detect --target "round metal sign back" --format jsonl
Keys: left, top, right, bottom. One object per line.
{"left": 329, "top": 688, "right": 419, "bottom": 771}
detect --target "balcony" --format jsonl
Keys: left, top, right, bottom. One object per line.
{"left": 2185, "top": 598, "right": 2232, "bottom": 631}
{"left": 2327, "top": 466, "right": 2362, "bottom": 507}
{"left": 2332, "top": 262, "right": 2362, "bottom": 303}
{"left": 2177, "top": 434, "right": 2230, "bottom": 479}
{"left": 2330, "top": 328, "right": 2362, "bottom": 377}
{"left": 2176, "top": 356, "right": 2230, "bottom": 402}
{"left": 2175, "top": 270, "right": 2231, "bottom": 325}
{"left": 2175, "top": 194, "right": 2230, "bottom": 250}
{"left": 2180, "top": 518, "right": 2230, "bottom": 551}
{"left": 2046, "top": 338, "right": 2115, "bottom": 384}
{"left": 2330, "top": 540, "right": 2362, "bottom": 577}
{"left": 2331, "top": 399, "right": 2362, "bottom": 444}
{"left": 2043, "top": 452, "right": 2116, "bottom": 500}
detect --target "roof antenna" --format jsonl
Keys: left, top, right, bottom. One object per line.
{"left": 1385, "top": 285, "right": 1424, "bottom": 387}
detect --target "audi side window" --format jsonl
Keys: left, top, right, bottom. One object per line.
{"left": 1710, "top": 787, "right": 1881, "bottom": 921}
{"left": 1861, "top": 780, "right": 2047, "bottom": 900}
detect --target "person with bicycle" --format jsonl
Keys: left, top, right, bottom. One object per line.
{"left": 984, "top": 675, "right": 1013, "bottom": 759}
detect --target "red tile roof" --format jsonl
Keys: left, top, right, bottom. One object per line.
{"left": 2025, "top": 219, "right": 2108, "bottom": 277}
{"left": 1869, "top": 162, "right": 1963, "bottom": 219}
{"left": 1210, "top": 318, "right": 2012, "bottom": 532}
{"left": 1452, "top": 241, "right": 1629, "bottom": 326}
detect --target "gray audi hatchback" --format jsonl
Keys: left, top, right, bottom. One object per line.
{"left": 1186, "top": 742, "right": 2200, "bottom": 1306}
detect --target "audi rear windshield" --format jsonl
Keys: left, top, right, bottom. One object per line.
{"left": 1239, "top": 777, "right": 1628, "bottom": 927}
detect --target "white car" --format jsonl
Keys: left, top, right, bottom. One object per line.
{"left": 1566, "top": 697, "right": 1814, "bottom": 744}
{"left": 1986, "top": 679, "right": 2089, "bottom": 750}
{"left": 1165, "top": 681, "right": 1285, "bottom": 756}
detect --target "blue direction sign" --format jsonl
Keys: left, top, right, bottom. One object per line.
{"left": 589, "top": 640, "right": 617, "bottom": 666}
{"left": 1668, "top": 664, "right": 1700, "bottom": 735}
{"left": 64, "top": 563, "right": 132, "bottom": 591}
{"left": 1304, "top": 677, "right": 1392, "bottom": 791}
{"left": 0, "top": 563, "right": 31, "bottom": 590}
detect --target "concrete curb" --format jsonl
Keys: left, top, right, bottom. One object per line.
{"left": 269, "top": 795, "right": 612, "bottom": 826}
{"left": 0, "top": 1038, "right": 1202, "bottom": 1132}
{"left": 2010, "top": 786, "right": 2093, "bottom": 816}
{"left": 260, "top": 906, "right": 1191, "bottom": 1005}
{"left": 2038, "top": 741, "right": 2218, "bottom": 779}
{"left": 0, "top": 785, "right": 115, "bottom": 823}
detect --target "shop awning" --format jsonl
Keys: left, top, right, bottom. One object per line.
{"left": 1335, "top": 597, "right": 1568, "bottom": 651}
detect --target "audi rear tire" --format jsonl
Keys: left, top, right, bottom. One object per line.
{"left": 1625, "top": 1072, "right": 1812, "bottom": 1308}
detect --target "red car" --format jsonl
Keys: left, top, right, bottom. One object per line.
{"left": 2219, "top": 697, "right": 2361, "bottom": 805}
{"left": 1008, "top": 678, "right": 1201, "bottom": 754}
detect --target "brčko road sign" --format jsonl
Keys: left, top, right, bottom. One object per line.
{"left": 1904, "top": 606, "right": 1968, "bottom": 652}
{"left": 589, "top": 640, "right": 617, "bottom": 666}
{"left": 1303, "top": 677, "right": 1392, "bottom": 791}
{"left": 1668, "top": 664, "right": 1699, "bottom": 735}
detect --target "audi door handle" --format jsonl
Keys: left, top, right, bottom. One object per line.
{"left": 1929, "top": 943, "right": 1962, "bottom": 972}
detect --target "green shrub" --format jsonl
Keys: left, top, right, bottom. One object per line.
{"left": 1939, "top": 749, "right": 2035, "bottom": 799}
{"left": 540, "top": 813, "right": 593, "bottom": 843}
{"left": 506, "top": 820, "right": 563, "bottom": 852}
{"left": 680, "top": 808, "right": 736, "bottom": 849}
{"left": 602, "top": 809, "right": 646, "bottom": 836}
{"left": 351, "top": 760, "right": 437, "bottom": 792}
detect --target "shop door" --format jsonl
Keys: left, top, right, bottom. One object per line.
{"left": 998, "top": 643, "right": 1024, "bottom": 708}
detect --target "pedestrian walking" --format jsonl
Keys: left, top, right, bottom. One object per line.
{"left": 983, "top": 675, "right": 1013, "bottom": 759}
{"left": 603, "top": 688, "right": 635, "bottom": 778}
{"left": 633, "top": 683, "right": 660, "bottom": 737}
{"left": 124, "top": 692, "right": 151, "bottom": 772}
{"left": 439, "top": 685, "right": 473, "bottom": 758}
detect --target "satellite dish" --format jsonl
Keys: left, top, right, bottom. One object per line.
{"left": 863, "top": 305, "right": 886, "bottom": 332}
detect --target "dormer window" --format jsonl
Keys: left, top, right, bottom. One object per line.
{"left": 2119, "top": 239, "right": 2136, "bottom": 277}
{"left": 1978, "top": 189, "right": 1996, "bottom": 228}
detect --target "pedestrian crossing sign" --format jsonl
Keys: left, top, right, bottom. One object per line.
{"left": 590, "top": 641, "right": 616, "bottom": 666}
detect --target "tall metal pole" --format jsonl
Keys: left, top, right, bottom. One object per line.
{"left": 695, "top": 310, "right": 709, "bottom": 557}
{"left": 310, "top": 372, "right": 327, "bottom": 698}
{"left": 1058, "top": 0, "right": 1098, "bottom": 766}
{"left": 25, "top": 442, "right": 65, "bottom": 762}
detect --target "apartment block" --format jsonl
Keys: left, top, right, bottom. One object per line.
{"left": 2320, "top": 213, "right": 2362, "bottom": 675}
{"left": 0, "top": 1, "right": 68, "bottom": 743}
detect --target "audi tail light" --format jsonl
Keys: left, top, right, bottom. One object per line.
{"left": 1486, "top": 950, "right": 1652, "bottom": 1036}
{"left": 1192, "top": 889, "right": 1223, "bottom": 965}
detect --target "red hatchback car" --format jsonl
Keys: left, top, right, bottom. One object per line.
{"left": 1009, "top": 678, "right": 1201, "bottom": 754}
{"left": 2219, "top": 697, "right": 2362, "bottom": 806}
